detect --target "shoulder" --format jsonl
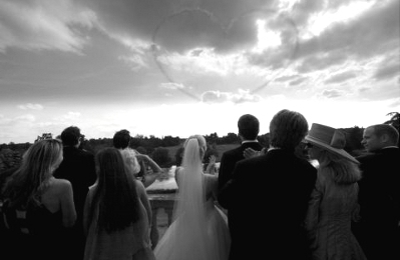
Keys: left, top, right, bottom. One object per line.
{"left": 221, "top": 145, "right": 242, "bottom": 158}
{"left": 52, "top": 178, "right": 72, "bottom": 189}
{"left": 135, "top": 179, "right": 146, "bottom": 193}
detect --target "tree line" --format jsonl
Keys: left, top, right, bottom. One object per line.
{"left": 1, "top": 112, "right": 399, "bottom": 170}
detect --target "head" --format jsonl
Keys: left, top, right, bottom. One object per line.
{"left": 238, "top": 114, "right": 259, "bottom": 141}
{"left": 361, "top": 124, "right": 399, "bottom": 152}
{"left": 61, "top": 126, "right": 82, "bottom": 147}
{"left": 119, "top": 148, "right": 141, "bottom": 175}
{"left": 23, "top": 139, "right": 64, "bottom": 178}
{"left": 113, "top": 129, "right": 131, "bottom": 149}
{"left": 183, "top": 135, "right": 207, "bottom": 161}
{"left": 305, "top": 123, "right": 358, "bottom": 164}
{"left": 95, "top": 148, "right": 128, "bottom": 183}
{"left": 3, "top": 139, "right": 63, "bottom": 207}
{"left": 269, "top": 109, "right": 309, "bottom": 150}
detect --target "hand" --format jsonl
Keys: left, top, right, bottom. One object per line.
{"left": 209, "top": 155, "right": 216, "bottom": 164}
{"left": 243, "top": 148, "right": 260, "bottom": 159}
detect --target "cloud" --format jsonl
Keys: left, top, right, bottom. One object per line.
{"left": 296, "top": 0, "right": 399, "bottom": 68}
{"left": 289, "top": 77, "right": 307, "bottom": 86}
{"left": 374, "top": 63, "right": 400, "bottom": 81}
{"left": 324, "top": 71, "right": 357, "bottom": 84}
{"left": 17, "top": 103, "right": 44, "bottom": 110}
{"left": 0, "top": 0, "right": 97, "bottom": 53}
{"left": 201, "top": 89, "right": 262, "bottom": 104}
{"left": 80, "top": 0, "right": 282, "bottom": 54}
{"left": 320, "top": 89, "right": 346, "bottom": 98}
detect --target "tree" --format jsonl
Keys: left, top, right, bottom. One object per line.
{"left": 384, "top": 112, "right": 399, "bottom": 130}
{"left": 151, "top": 147, "right": 171, "bottom": 168}
{"left": 384, "top": 112, "right": 400, "bottom": 146}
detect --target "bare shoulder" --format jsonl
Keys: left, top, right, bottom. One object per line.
{"left": 50, "top": 178, "right": 73, "bottom": 193}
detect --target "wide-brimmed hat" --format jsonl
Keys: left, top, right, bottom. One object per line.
{"left": 305, "top": 123, "right": 359, "bottom": 164}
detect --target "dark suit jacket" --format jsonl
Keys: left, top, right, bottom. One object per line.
{"left": 353, "top": 147, "right": 400, "bottom": 260}
{"left": 218, "top": 141, "right": 263, "bottom": 191}
{"left": 218, "top": 149, "right": 317, "bottom": 260}
{"left": 54, "top": 147, "right": 96, "bottom": 223}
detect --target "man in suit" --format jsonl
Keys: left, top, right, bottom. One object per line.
{"left": 218, "top": 109, "right": 317, "bottom": 260}
{"left": 218, "top": 114, "right": 263, "bottom": 191}
{"left": 54, "top": 126, "right": 96, "bottom": 260}
{"left": 353, "top": 124, "right": 400, "bottom": 260}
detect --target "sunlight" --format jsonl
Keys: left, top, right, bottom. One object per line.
{"left": 252, "top": 19, "right": 282, "bottom": 53}
{"left": 306, "top": 0, "right": 376, "bottom": 37}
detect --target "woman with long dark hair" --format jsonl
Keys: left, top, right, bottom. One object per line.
{"left": 83, "top": 147, "right": 154, "bottom": 260}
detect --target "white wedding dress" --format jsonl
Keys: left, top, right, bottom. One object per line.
{"left": 154, "top": 139, "right": 230, "bottom": 260}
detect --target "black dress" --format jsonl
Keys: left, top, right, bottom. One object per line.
{"left": 2, "top": 202, "right": 69, "bottom": 260}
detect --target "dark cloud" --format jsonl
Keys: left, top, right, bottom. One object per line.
{"left": 289, "top": 77, "right": 307, "bottom": 86}
{"left": 324, "top": 71, "right": 357, "bottom": 84}
{"left": 374, "top": 63, "right": 400, "bottom": 81}
{"left": 80, "top": 0, "right": 280, "bottom": 54}
{"left": 321, "top": 89, "right": 344, "bottom": 98}
{"left": 296, "top": 0, "right": 399, "bottom": 67}
{"left": 296, "top": 50, "right": 348, "bottom": 73}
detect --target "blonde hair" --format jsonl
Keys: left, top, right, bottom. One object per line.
{"left": 119, "top": 148, "right": 141, "bottom": 175}
{"left": 318, "top": 149, "right": 361, "bottom": 185}
{"left": 2, "top": 139, "right": 63, "bottom": 208}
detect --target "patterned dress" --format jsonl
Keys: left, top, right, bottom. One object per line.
{"left": 306, "top": 172, "right": 367, "bottom": 260}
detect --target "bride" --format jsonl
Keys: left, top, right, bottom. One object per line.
{"left": 154, "top": 135, "right": 230, "bottom": 260}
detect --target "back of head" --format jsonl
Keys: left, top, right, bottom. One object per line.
{"left": 96, "top": 147, "right": 128, "bottom": 185}
{"left": 113, "top": 129, "right": 131, "bottom": 149}
{"left": 269, "top": 109, "right": 308, "bottom": 150}
{"left": 182, "top": 135, "right": 206, "bottom": 170}
{"left": 61, "top": 126, "right": 81, "bottom": 146}
{"left": 3, "top": 139, "right": 63, "bottom": 207}
{"left": 369, "top": 124, "right": 399, "bottom": 147}
{"left": 238, "top": 114, "right": 259, "bottom": 140}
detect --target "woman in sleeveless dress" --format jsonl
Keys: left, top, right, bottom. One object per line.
{"left": 305, "top": 123, "right": 367, "bottom": 260}
{"left": 83, "top": 148, "right": 155, "bottom": 260}
{"left": 154, "top": 135, "right": 230, "bottom": 260}
{"left": 1, "top": 139, "right": 76, "bottom": 260}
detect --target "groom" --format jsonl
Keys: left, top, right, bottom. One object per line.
{"left": 218, "top": 109, "right": 317, "bottom": 260}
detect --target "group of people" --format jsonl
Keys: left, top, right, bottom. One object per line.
{"left": 0, "top": 108, "right": 399, "bottom": 260}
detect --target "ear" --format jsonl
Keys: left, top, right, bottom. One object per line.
{"left": 380, "top": 133, "right": 390, "bottom": 143}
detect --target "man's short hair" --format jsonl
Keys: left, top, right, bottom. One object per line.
{"left": 269, "top": 109, "right": 308, "bottom": 150}
{"left": 113, "top": 129, "right": 131, "bottom": 149}
{"left": 369, "top": 124, "right": 399, "bottom": 146}
{"left": 61, "top": 126, "right": 82, "bottom": 146}
{"left": 238, "top": 114, "right": 259, "bottom": 140}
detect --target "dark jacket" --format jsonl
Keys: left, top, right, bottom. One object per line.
{"left": 54, "top": 146, "right": 96, "bottom": 221}
{"left": 219, "top": 149, "right": 317, "bottom": 260}
{"left": 218, "top": 141, "right": 263, "bottom": 191}
{"left": 353, "top": 147, "right": 400, "bottom": 260}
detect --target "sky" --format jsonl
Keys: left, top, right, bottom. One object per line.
{"left": 0, "top": 0, "right": 399, "bottom": 144}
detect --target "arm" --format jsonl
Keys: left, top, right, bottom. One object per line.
{"left": 218, "top": 153, "right": 232, "bottom": 191}
{"left": 136, "top": 180, "right": 152, "bottom": 225}
{"left": 136, "top": 154, "right": 163, "bottom": 187}
{"left": 82, "top": 189, "right": 93, "bottom": 236}
{"left": 304, "top": 178, "right": 322, "bottom": 248}
{"left": 59, "top": 180, "right": 77, "bottom": 228}
{"left": 218, "top": 161, "right": 242, "bottom": 209}
{"left": 205, "top": 155, "right": 217, "bottom": 174}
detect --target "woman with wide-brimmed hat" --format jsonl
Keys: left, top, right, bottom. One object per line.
{"left": 304, "top": 123, "right": 367, "bottom": 260}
